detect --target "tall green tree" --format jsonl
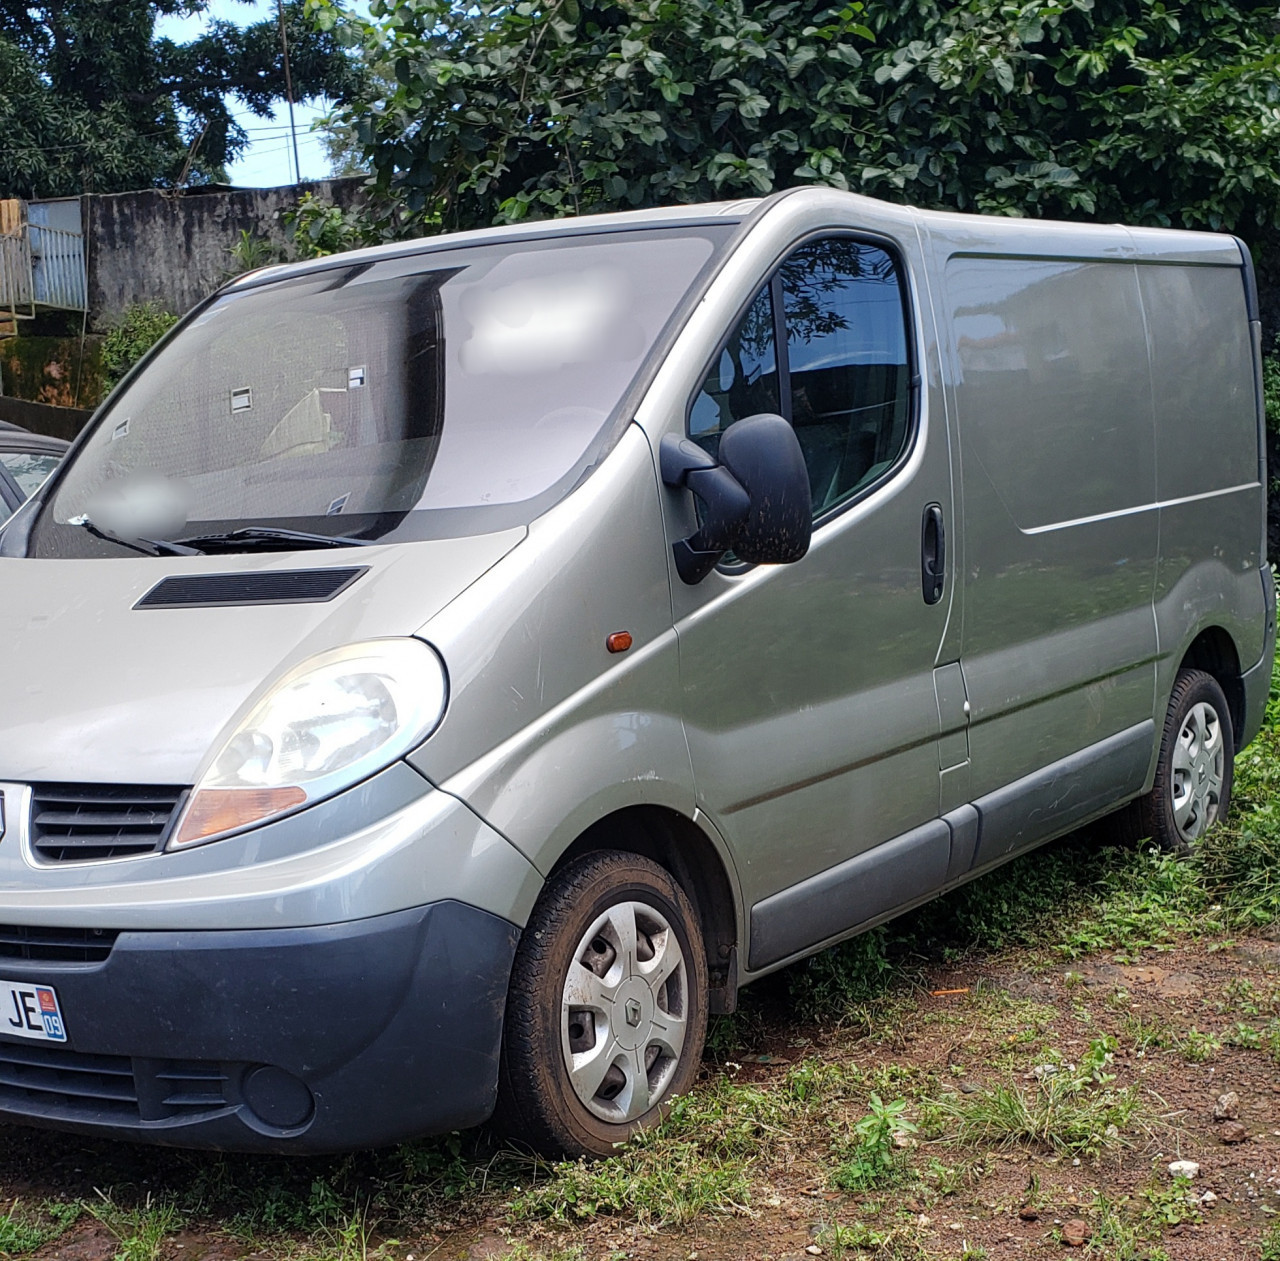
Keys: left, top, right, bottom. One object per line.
{"left": 0, "top": 1, "right": 360, "bottom": 198}
{"left": 312, "top": 0, "right": 1280, "bottom": 247}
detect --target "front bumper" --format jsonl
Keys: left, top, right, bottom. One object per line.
{"left": 0, "top": 900, "right": 518, "bottom": 1152}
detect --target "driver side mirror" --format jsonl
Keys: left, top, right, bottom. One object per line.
{"left": 660, "top": 414, "right": 812, "bottom": 584}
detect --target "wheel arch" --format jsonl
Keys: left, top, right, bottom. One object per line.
{"left": 549, "top": 805, "right": 742, "bottom": 1014}
{"left": 1178, "top": 626, "right": 1245, "bottom": 748}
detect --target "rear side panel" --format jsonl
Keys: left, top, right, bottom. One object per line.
{"left": 1142, "top": 259, "right": 1267, "bottom": 736}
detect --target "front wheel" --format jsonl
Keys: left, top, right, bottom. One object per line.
{"left": 1133, "top": 668, "right": 1234, "bottom": 854}
{"left": 495, "top": 851, "right": 708, "bottom": 1157}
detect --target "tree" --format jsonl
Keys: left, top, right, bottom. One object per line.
{"left": 0, "top": 1, "right": 360, "bottom": 198}
{"left": 311, "top": 0, "right": 1280, "bottom": 250}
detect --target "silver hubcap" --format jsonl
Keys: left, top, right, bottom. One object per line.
{"left": 561, "top": 900, "right": 687, "bottom": 1124}
{"left": 1171, "top": 700, "right": 1225, "bottom": 842}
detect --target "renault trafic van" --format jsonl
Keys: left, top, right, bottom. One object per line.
{"left": 0, "top": 188, "right": 1271, "bottom": 1156}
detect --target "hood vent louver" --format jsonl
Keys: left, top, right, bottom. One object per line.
{"left": 134, "top": 566, "right": 367, "bottom": 610}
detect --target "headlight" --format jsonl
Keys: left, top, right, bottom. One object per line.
{"left": 170, "top": 638, "right": 448, "bottom": 849}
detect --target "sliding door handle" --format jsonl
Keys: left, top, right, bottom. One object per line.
{"left": 921, "top": 502, "right": 945, "bottom": 605}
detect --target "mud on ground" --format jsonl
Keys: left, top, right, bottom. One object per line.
{"left": 3, "top": 925, "right": 1280, "bottom": 1261}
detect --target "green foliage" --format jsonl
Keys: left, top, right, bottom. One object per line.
{"left": 0, "top": 1200, "right": 79, "bottom": 1256}
{"left": 511, "top": 1078, "right": 799, "bottom": 1225}
{"left": 101, "top": 302, "right": 179, "bottom": 392}
{"left": 787, "top": 927, "right": 897, "bottom": 1021}
{"left": 1263, "top": 1221, "right": 1280, "bottom": 1261}
{"left": 227, "top": 229, "right": 277, "bottom": 274}
{"left": 1174, "top": 1026, "right": 1221, "bottom": 1063}
{"left": 1141, "top": 1175, "right": 1200, "bottom": 1231}
{"left": 87, "top": 1193, "right": 180, "bottom": 1261}
{"left": 831, "top": 1093, "right": 916, "bottom": 1190}
{"left": 313, "top": 0, "right": 1280, "bottom": 242}
{"left": 0, "top": 4, "right": 357, "bottom": 197}
{"left": 933, "top": 1036, "right": 1143, "bottom": 1156}
{"left": 1196, "top": 644, "right": 1280, "bottom": 924}
{"left": 285, "top": 193, "right": 383, "bottom": 260}
{"left": 1264, "top": 342, "right": 1280, "bottom": 435}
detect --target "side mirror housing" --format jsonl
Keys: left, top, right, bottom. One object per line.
{"left": 660, "top": 415, "right": 812, "bottom": 584}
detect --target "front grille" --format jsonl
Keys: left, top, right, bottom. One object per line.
{"left": 29, "top": 784, "right": 187, "bottom": 862}
{"left": 0, "top": 1041, "right": 233, "bottom": 1123}
{"left": 0, "top": 924, "right": 118, "bottom": 963}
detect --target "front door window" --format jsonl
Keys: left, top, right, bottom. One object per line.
{"left": 689, "top": 236, "right": 912, "bottom": 522}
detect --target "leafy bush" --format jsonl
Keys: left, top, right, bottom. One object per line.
{"left": 285, "top": 193, "right": 380, "bottom": 260}
{"left": 1265, "top": 342, "right": 1280, "bottom": 434}
{"left": 101, "top": 302, "right": 179, "bottom": 393}
{"left": 312, "top": 0, "right": 1280, "bottom": 243}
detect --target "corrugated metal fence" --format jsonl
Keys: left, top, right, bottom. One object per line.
{"left": 0, "top": 200, "right": 86, "bottom": 314}
{"left": 29, "top": 225, "right": 86, "bottom": 310}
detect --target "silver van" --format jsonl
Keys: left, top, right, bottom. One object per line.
{"left": 0, "top": 187, "right": 1271, "bottom": 1156}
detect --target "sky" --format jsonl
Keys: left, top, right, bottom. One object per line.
{"left": 154, "top": 0, "right": 369, "bottom": 188}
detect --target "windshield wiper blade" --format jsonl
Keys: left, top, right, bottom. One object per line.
{"left": 67, "top": 515, "right": 201, "bottom": 557}
{"left": 172, "top": 526, "right": 374, "bottom": 552}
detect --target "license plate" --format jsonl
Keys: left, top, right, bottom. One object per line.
{"left": 0, "top": 980, "right": 67, "bottom": 1042}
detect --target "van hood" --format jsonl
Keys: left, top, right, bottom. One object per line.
{"left": 0, "top": 529, "right": 524, "bottom": 786}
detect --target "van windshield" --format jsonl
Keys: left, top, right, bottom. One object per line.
{"left": 31, "top": 227, "right": 728, "bottom": 556}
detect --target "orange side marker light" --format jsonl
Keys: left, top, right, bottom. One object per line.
{"left": 606, "top": 631, "right": 633, "bottom": 654}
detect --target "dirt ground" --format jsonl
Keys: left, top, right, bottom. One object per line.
{"left": 3, "top": 926, "right": 1280, "bottom": 1261}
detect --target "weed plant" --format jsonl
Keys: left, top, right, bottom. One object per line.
{"left": 0, "top": 1199, "right": 79, "bottom": 1256}
{"left": 830, "top": 1094, "right": 916, "bottom": 1190}
{"left": 509, "top": 1078, "right": 797, "bottom": 1225}
{"left": 932, "top": 1037, "right": 1143, "bottom": 1157}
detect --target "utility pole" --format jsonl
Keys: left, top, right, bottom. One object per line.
{"left": 277, "top": 0, "right": 302, "bottom": 184}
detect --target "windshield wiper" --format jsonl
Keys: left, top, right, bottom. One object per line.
{"left": 67, "top": 515, "right": 201, "bottom": 557}
{"left": 171, "top": 526, "right": 374, "bottom": 553}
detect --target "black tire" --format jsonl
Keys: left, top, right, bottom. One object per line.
{"left": 494, "top": 851, "right": 708, "bottom": 1157}
{"left": 1117, "top": 668, "right": 1234, "bottom": 854}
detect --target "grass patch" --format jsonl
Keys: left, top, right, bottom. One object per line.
{"left": 509, "top": 1077, "right": 805, "bottom": 1225}
{"left": 88, "top": 1192, "right": 181, "bottom": 1261}
{"left": 1262, "top": 1220, "right": 1280, "bottom": 1261}
{"left": 932, "top": 1037, "right": 1144, "bottom": 1157}
{"left": 0, "top": 1199, "right": 80, "bottom": 1256}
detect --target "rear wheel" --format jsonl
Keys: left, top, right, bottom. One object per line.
{"left": 496, "top": 851, "right": 708, "bottom": 1157}
{"left": 1121, "top": 668, "right": 1234, "bottom": 854}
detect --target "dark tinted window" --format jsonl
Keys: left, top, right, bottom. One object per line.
{"left": 783, "top": 239, "right": 910, "bottom": 515}
{"left": 688, "top": 284, "right": 779, "bottom": 456}
{"left": 689, "top": 237, "right": 912, "bottom": 521}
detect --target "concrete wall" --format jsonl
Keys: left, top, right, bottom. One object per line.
{"left": 85, "top": 177, "right": 367, "bottom": 330}
{"left": 0, "top": 395, "right": 91, "bottom": 441}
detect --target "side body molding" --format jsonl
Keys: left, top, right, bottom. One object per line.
{"left": 748, "top": 819, "right": 950, "bottom": 971}
{"left": 747, "top": 722, "right": 1154, "bottom": 973}
{"left": 968, "top": 720, "right": 1154, "bottom": 870}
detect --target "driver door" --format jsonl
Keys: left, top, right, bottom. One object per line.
{"left": 667, "top": 232, "right": 956, "bottom": 972}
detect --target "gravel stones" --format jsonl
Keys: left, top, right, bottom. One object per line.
{"left": 1213, "top": 1091, "right": 1240, "bottom": 1121}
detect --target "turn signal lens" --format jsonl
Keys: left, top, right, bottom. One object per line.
{"left": 173, "top": 787, "right": 306, "bottom": 848}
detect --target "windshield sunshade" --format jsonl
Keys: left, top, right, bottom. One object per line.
{"left": 33, "top": 227, "right": 728, "bottom": 556}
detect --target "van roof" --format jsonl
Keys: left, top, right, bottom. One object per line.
{"left": 227, "top": 197, "right": 764, "bottom": 293}
{"left": 225, "top": 186, "right": 1243, "bottom": 295}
